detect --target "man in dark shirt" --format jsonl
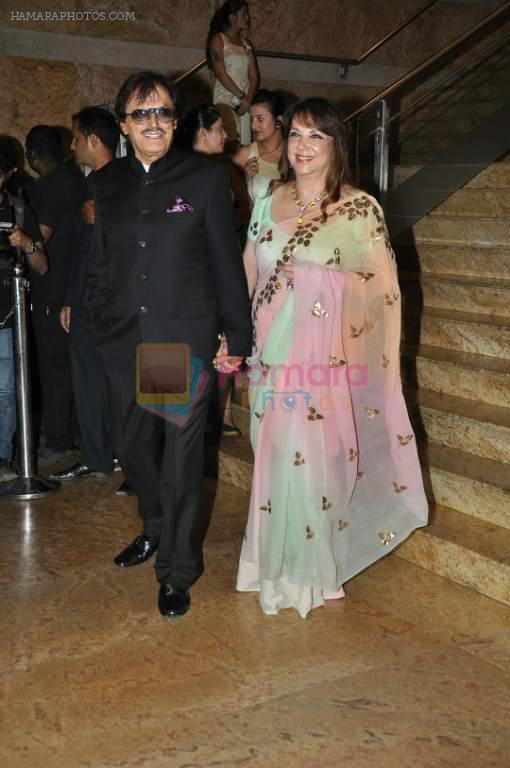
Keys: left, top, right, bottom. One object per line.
{"left": 48, "top": 107, "right": 119, "bottom": 482}
{"left": 0, "top": 137, "right": 47, "bottom": 480}
{"left": 88, "top": 71, "right": 252, "bottom": 618}
{"left": 25, "top": 125, "right": 84, "bottom": 459}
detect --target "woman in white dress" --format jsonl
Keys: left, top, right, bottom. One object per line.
{"left": 207, "top": 0, "right": 259, "bottom": 146}
{"left": 233, "top": 89, "right": 284, "bottom": 205}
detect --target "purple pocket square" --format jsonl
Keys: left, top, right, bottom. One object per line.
{"left": 166, "top": 196, "right": 194, "bottom": 213}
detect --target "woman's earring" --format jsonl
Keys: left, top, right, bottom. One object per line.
{"left": 275, "top": 120, "right": 282, "bottom": 129}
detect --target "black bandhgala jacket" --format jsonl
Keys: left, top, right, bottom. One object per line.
{"left": 87, "top": 146, "right": 252, "bottom": 370}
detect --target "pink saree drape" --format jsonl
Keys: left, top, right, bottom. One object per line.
{"left": 237, "top": 191, "right": 428, "bottom": 617}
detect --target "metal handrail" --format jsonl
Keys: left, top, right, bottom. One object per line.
{"left": 348, "top": 0, "right": 440, "bottom": 65}
{"left": 173, "top": 0, "right": 440, "bottom": 84}
{"left": 346, "top": 0, "right": 510, "bottom": 122}
{"left": 358, "top": 30, "right": 510, "bottom": 145}
{"left": 174, "top": 58, "right": 206, "bottom": 85}
{"left": 386, "top": 31, "right": 510, "bottom": 130}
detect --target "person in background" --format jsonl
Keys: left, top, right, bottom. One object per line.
{"left": 0, "top": 137, "right": 47, "bottom": 481}
{"left": 0, "top": 135, "right": 35, "bottom": 203}
{"left": 25, "top": 125, "right": 84, "bottom": 463}
{"left": 178, "top": 103, "right": 251, "bottom": 242}
{"left": 237, "top": 98, "right": 428, "bottom": 618}
{"left": 233, "top": 89, "right": 284, "bottom": 205}
{"left": 179, "top": 103, "right": 250, "bottom": 437}
{"left": 207, "top": 0, "right": 259, "bottom": 147}
{"left": 49, "top": 107, "right": 119, "bottom": 483}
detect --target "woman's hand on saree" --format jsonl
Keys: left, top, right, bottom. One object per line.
{"left": 276, "top": 256, "right": 295, "bottom": 287}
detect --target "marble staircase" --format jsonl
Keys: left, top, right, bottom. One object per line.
{"left": 395, "top": 44, "right": 510, "bottom": 166}
{"left": 209, "top": 159, "right": 510, "bottom": 607}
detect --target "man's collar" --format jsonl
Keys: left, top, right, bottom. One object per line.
{"left": 127, "top": 145, "right": 184, "bottom": 178}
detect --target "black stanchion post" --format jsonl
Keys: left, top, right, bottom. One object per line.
{"left": 0, "top": 250, "right": 60, "bottom": 499}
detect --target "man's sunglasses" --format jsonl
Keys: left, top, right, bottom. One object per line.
{"left": 122, "top": 107, "right": 175, "bottom": 125}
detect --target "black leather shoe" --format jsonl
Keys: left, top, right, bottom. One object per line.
{"left": 158, "top": 584, "right": 191, "bottom": 619}
{"left": 114, "top": 534, "right": 158, "bottom": 567}
{"left": 48, "top": 462, "right": 107, "bottom": 481}
{"left": 115, "top": 479, "right": 135, "bottom": 496}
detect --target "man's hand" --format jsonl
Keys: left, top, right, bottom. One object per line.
{"left": 213, "top": 334, "right": 242, "bottom": 374}
{"left": 8, "top": 225, "right": 33, "bottom": 253}
{"left": 82, "top": 199, "right": 95, "bottom": 225}
{"left": 60, "top": 305, "right": 71, "bottom": 333}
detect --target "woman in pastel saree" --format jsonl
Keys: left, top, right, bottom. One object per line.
{"left": 236, "top": 98, "right": 428, "bottom": 618}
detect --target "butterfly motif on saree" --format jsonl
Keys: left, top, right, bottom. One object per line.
{"left": 378, "top": 530, "right": 396, "bottom": 546}
{"left": 311, "top": 301, "right": 328, "bottom": 318}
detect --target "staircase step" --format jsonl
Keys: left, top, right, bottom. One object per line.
{"left": 407, "top": 389, "right": 510, "bottom": 464}
{"left": 423, "top": 444, "right": 510, "bottom": 530}
{"left": 400, "top": 152, "right": 510, "bottom": 167}
{"left": 398, "top": 136, "right": 458, "bottom": 157}
{"left": 410, "top": 214, "right": 510, "bottom": 247}
{"left": 432, "top": 188, "right": 510, "bottom": 217}
{"left": 401, "top": 344, "right": 510, "bottom": 408}
{"left": 398, "top": 153, "right": 446, "bottom": 166}
{"left": 392, "top": 162, "right": 510, "bottom": 189}
{"left": 400, "top": 272, "right": 510, "bottom": 318}
{"left": 395, "top": 506, "right": 510, "bottom": 606}
{"left": 395, "top": 243, "right": 510, "bottom": 279}
{"left": 403, "top": 306, "right": 510, "bottom": 360}
{"left": 398, "top": 117, "right": 480, "bottom": 139}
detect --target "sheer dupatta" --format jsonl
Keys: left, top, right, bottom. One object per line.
{"left": 238, "top": 193, "right": 428, "bottom": 616}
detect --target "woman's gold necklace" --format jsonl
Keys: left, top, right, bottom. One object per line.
{"left": 291, "top": 183, "right": 326, "bottom": 225}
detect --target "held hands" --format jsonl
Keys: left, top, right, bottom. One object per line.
{"left": 244, "top": 156, "right": 259, "bottom": 178}
{"left": 8, "top": 225, "right": 32, "bottom": 253}
{"left": 60, "top": 306, "right": 71, "bottom": 333}
{"left": 213, "top": 334, "right": 242, "bottom": 374}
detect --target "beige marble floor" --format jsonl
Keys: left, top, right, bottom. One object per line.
{"left": 1, "top": 474, "right": 509, "bottom": 768}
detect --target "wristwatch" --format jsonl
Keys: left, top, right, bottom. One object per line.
{"left": 25, "top": 240, "right": 40, "bottom": 254}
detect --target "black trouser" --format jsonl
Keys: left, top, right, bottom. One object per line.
{"left": 69, "top": 306, "right": 113, "bottom": 473}
{"left": 31, "top": 304, "right": 74, "bottom": 451}
{"left": 104, "top": 357, "right": 214, "bottom": 589}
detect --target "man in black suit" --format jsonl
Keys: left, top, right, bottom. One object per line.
{"left": 88, "top": 71, "right": 252, "bottom": 619}
{"left": 50, "top": 107, "right": 119, "bottom": 483}
{"left": 25, "top": 125, "right": 84, "bottom": 460}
